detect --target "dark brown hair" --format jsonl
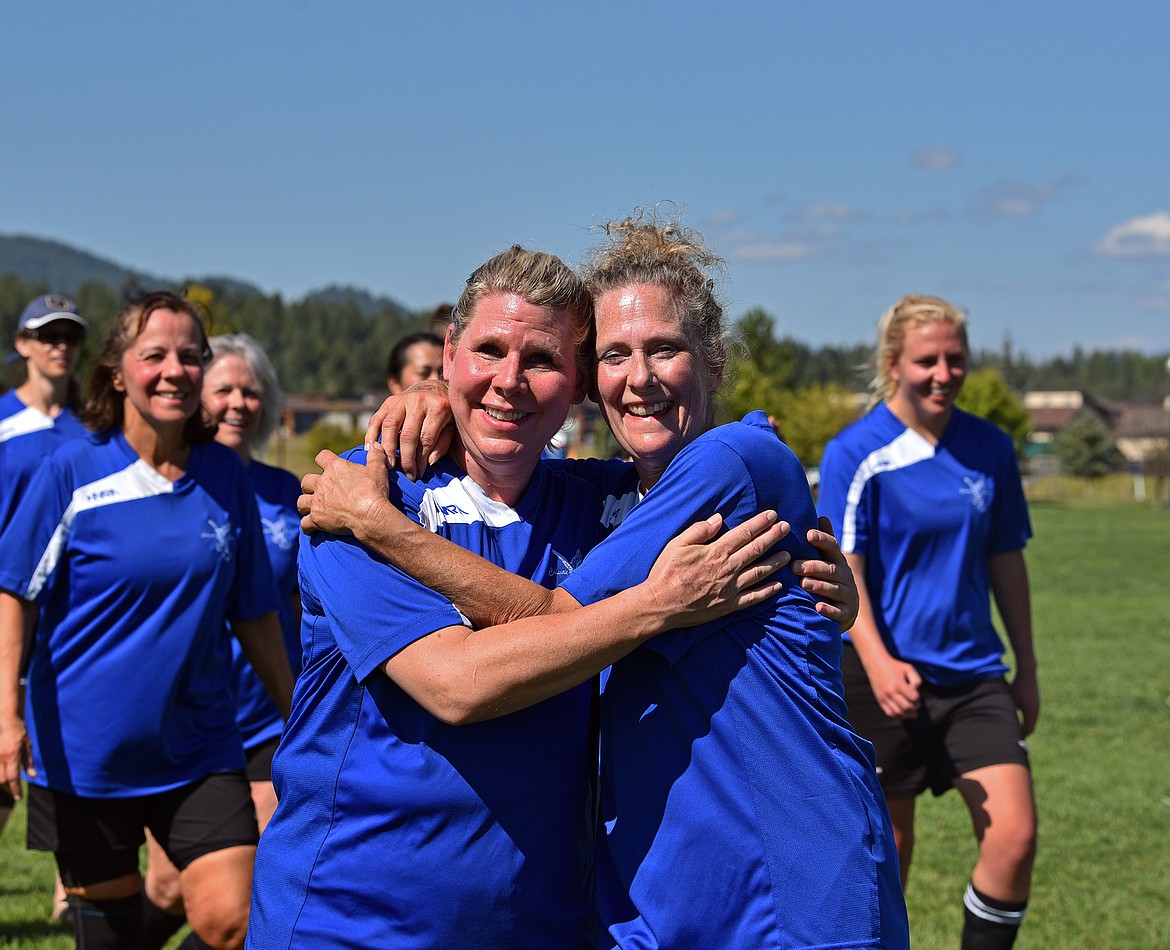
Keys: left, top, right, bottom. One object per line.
{"left": 80, "top": 291, "right": 216, "bottom": 442}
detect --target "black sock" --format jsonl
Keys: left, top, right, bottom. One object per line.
{"left": 962, "top": 882, "right": 1028, "bottom": 950}
{"left": 68, "top": 894, "right": 143, "bottom": 950}
{"left": 177, "top": 930, "right": 214, "bottom": 949}
{"left": 139, "top": 892, "right": 187, "bottom": 950}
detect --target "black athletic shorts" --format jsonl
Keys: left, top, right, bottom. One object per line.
{"left": 841, "top": 644, "right": 1031, "bottom": 798}
{"left": 26, "top": 771, "right": 259, "bottom": 887}
{"left": 245, "top": 737, "right": 279, "bottom": 783}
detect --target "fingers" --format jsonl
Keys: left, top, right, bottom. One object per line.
{"left": 804, "top": 523, "right": 845, "bottom": 566}
{"left": 364, "top": 396, "right": 398, "bottom": 446}
{"left": 817, "top": 515, "right": 837, "bottom": 539}
{"left": 715, "top": 512, "right": 790, "bottom": 572}
{"left": 668, "top": 513, "right": 724, "bottom": 548}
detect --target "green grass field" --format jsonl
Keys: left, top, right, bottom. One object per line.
{"left": 2, "top": 501, "right": 1168, "bottom": 948}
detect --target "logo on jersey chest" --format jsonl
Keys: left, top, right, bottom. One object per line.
{"left": 262, "top": 516, "right": 297, "bottom": 552}
{"left": 960, "top": 475, "right": 991, "bottom": 513}
{"left": 201, "top": 518, "right": 235, "bottom": 561}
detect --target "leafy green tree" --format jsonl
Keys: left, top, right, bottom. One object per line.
{"left": 774, "top": 383, "right": 863, "bottom": 468}
{"left": 306, "top": 418, "right": 366, "bottom": 458}
{"left": 1054, "top": 412, "right": 1125, "bottom": 478}
{"left": 956, "top": 366, "right": 1031, "bottom": 455}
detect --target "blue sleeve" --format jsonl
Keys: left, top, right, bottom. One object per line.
{"left": 987, "top": 433, "right": 1032, "bottom": 555}
{"left": 0, "top": 452, "right": 75, "bottom": 602}
{"left": 817, "top": 435, "right": 868, "bottom": 555}
{"left": 297, "top": 462, "right": 470, "bottom": 683}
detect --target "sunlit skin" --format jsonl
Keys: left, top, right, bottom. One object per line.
{"left": 14, "top": 320, "right": 84, "bottom": 387}
{"left": 593, "top": 284, "right": 722, "bottom": 491}
{"left": 885, "top": 320, "right": 968, "bottom": 441}
{"left": 389, "top": 341, "right": 443, "bottom": 394}
{"left": 113, "top": 308, "right": 205, "bottom": 440}
{"left": 203, "top": 354, "right": 262, "bottom": 461}
{"left": 444, "top": 292, "right": 585, "bottom": 503}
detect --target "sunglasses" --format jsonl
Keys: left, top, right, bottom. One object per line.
{"left": 25, "top": 328, "right": 86, "bottom": 347}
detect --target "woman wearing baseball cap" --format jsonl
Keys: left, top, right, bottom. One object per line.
{"left": 0, "top": 294, "right": 90, "bottom": 530}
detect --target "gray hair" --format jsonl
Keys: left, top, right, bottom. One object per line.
{"left": 207, "top": 332, "right": 283, "bottom": 450}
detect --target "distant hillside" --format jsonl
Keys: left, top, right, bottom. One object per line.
{"left": 0, "top": 234, "right": 167, "bottom": 295}
{"left": 303, "top": 284, "right": 410, "bottom": 317}
{"left": 0, "top": 235, "right": 418, "bottom": 315}
{"left": 0, "top": 234, "right": 271, "bottom": 299}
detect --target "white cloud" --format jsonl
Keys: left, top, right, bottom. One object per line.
{"left": 912, "top": 147, "right": 962, "bottom": 171}
{"left": 787, "top": 202, "right": 867, "bottom": 224}
{"left": 896, "top": 208, "right": 949, "bottom": 224}
{"left": 707, "top": 208, "right": 742, "bottom": 229}
{"left": 733, "top": 240, "right": 820, "bottom": 262}
{"left": 969, "top": 175, "right": 1078, "bottom": 221}
{"left": 1094, "top": 211, "right": 1170, "bottom": 259}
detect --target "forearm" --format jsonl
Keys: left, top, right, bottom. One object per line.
{"left": 390, "top": 584, "right": 671, "bottom": 724}
{"left": 989, "top": 549, "right": 1037, "bottom": 673}
{"left": 0, "top": 593, "right": 29, "bottom": 721}
{"left": 357, "top": 498, "right": 563, "bottom": 625}
{"left": 234, "top": 612, "right": 295, "bottom": 718}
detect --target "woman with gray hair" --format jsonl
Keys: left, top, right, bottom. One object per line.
{"left": 203, "top": 333, "right": 301, "bottom": 826}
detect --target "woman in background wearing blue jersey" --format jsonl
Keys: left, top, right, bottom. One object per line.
{"left": 303, "top": 212, "right": 908, "bottom": 950}
{"left": 0, "top": 292, "right": 294, "bottom": 950}
{"left": 0, "top": 294, "right": 91, "bottom": 919}
{"left": 817, "top": 295, "right": 1038, "bottom": 950}
{"left": 204, "top": 334, "right": 301, "bottom": 830}
{"left": 142, "top": 333, "right": 304, "bottom": 947}
{"left": 0, "top": 294, "right": 89, "bottom": 532}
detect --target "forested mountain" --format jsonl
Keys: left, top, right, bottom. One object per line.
{"left": 2, "top": 234, "right": 1167, "bottom": 402}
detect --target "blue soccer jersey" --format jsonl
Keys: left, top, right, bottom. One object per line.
{"left": 0, "top": 431, "right": 278, "bottom": 797}
{"left": 560, "top": 412, "right": 908, "bottom": 950}
{"left": 247, "top": 454, "right": 602, "bottom": 950}
{"left": 0, "top": 390, "right": 89, "bottom": 531}
{"left": 229, "top": 459, "right": 303, "bottom": 750}
{"left": 818, "top": 403, "right": 1032, "bottom": 686}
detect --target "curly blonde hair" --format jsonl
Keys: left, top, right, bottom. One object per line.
{"left": 583, "top": 207, "right": 728, "bottom": 377}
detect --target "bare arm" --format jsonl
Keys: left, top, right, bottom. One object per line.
{"left": 233, "top": 611, "right": 295, "bottom": 719}
{"left": 844, "top": 552, "right": 922, "bottom": 720}
{"left": 989, "top": 548, "right": 1039, "bottom": 736}
{"left": 381, "top": 512, "right": 790, "bottom": 724}
{"left": 0, "top": 592, "right": 36, "bottom": 799}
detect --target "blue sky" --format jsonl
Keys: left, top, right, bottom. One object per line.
{"left": 3, "top": 1, "right": 1168, "bottom": 359}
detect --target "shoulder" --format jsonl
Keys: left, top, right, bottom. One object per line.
{"left": 682, "top": 411, "right": 802, "bottom": 478}
{"left": 0, "top": 391, "right": 24, "bottom": 419}
{"left": 249, "top": 458, "right": 302, "bottom": 498}
{"left": 951, "top": 408, "right": 1013, "bottom": 448}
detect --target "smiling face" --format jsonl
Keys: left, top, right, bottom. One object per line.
{"left": 113, "top": 308, "right": 206, "bottom": 438}
{"left": 15, "top": 319, "right": 85, "bottom": 384}
{"left": 444, "top": 291, "right": 584, "bottom": 498}
{"left": 593, "top": 284, "right": 722, "bottom": 489}
{"left": 886, "top": 319, "right": 968, "bottom": 437}
{"left": 203, "top": 353, "right": 262, "bottom": 459}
